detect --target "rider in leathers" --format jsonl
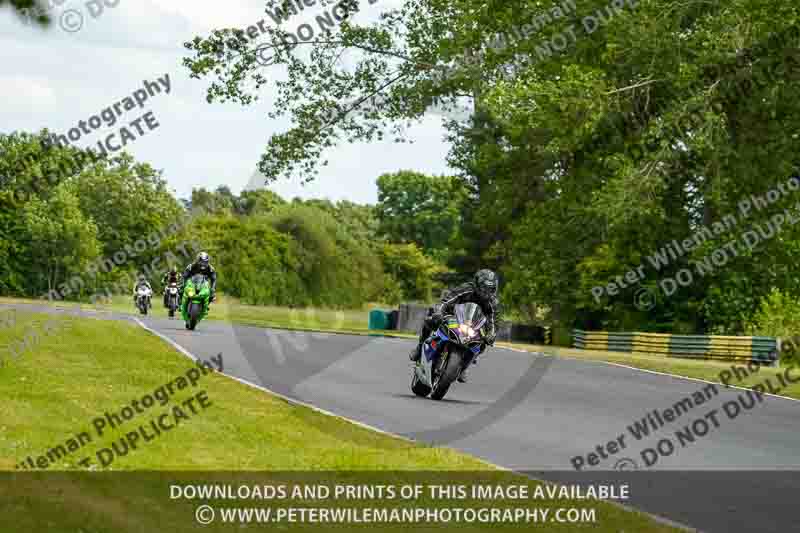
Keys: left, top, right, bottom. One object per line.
{"left": 132, "top": 275, "right": 152, "bottom": 308}
{"left": 182, "top": 252, "right": 217, "bottom": 304}
{"left": 409, "top": 269, "right": 501, "bottom": 382}
{"left": 161, "top": 266, "right": 183, "bottom": 307}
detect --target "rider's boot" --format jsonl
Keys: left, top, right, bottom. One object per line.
{"left": 409, "top": 343, "right": 422, "bottom": 362}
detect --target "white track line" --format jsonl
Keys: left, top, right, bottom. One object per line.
{"left": 554, "top": 353, "right": 800, "bottom": 404}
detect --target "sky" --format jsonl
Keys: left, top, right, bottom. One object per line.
{"left": 0, "top": 0, "right": 462, "bottom": 205}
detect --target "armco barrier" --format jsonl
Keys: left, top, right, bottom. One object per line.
{"left": 573, "top": 329, "right": 779, "bottom": 364}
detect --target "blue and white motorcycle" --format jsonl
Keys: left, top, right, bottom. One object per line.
{"left": 411, "top": 302, "right": 488, "bottom": 400}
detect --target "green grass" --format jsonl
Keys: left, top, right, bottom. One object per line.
{"left": 0, "top": 310, "right": 461, "bottom": 470}
{"left": 0, "top": 295, "right": 415, "bottom": 338}
{"left": 0, "top": 310, "right": 681, "bottom": 532}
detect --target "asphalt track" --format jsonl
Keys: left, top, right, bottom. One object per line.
{"left": 5, "top": 304, "right": 800, "bottom": 532}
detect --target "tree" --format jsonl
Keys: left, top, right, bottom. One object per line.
{"left": 376, "top": 171, "right": 468, "bottom": 257}
{"left": 190, "top": 186, "right": 240, "bottom": 214}
{"left": 0, "top": 190, "right": 29, "bottom": 295}
{"left": 266, "top": 203, "right": 385, "bottom": 307}
{"left": 69, "top": 153, "right": 183, "bottom": 264}
{"left": 183, "top": 0, "right": 800, "bottom": 331}
{"left": 0, "top": 131, "right": 108, "bottom": 297}
{"left": 0, "top": 0, "right": 49, "bottom": 26}
{"left": 22, "top": 184, "right": 101, "bottom": 297}
{"left": 183, "top": 0, "right": 499, "bottom": 183}
{"left": 239, "top": 189, "right": 286, "bottom": 215}
{"left": 380, "top": 242, "right": 447, "bottom": 303}
{"left": 492, "top": 2, "right": 800, "bottom": 332}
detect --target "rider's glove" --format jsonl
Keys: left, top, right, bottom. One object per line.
{"left": 428, "top": 312, "right": 443, "bottom": 326}
{"left": 210, "top": 293, "right": 216, "bottom": 303}
{"left": 486, "top": 334, "right": 496, "bottom": 346}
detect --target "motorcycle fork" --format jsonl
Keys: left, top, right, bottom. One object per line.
{"left": 434, "top": 346, "right": 450, "bottom": 381}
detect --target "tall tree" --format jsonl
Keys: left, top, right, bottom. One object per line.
{"left": 22, "top": 184, "right": 101, "bottom": 296}
{"left": 376, "top": 171, "right": 467, "bottom": 256}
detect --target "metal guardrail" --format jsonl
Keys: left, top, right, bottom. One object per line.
{"left": 573, "top": 329, "right": 779, "bottom": 364}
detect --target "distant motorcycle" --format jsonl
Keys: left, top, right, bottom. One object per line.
{"left": 135, "top": 286, "right": 152, "bottom": 316}
{"left": 165, "top": 282, "right": 180, "bottom": 318}
{"left": 181, "top": 273, "right": 211, "bottom": 330}
{"left": 411, "top": 302, "right": 487, "bottom": 400}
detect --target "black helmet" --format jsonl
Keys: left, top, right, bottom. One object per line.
{"left": 474, "top": 269, "right": 498, "bottom": 299}
{"left": 169, "top": 265, "right": 177, "bottom": 275}
{"left": 197, "top": 252, "right": 210, "bottom": 268}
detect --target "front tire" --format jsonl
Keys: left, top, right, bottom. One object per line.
{"left": 188, "top": 302, "right": 200, "bottom": 330}
{"left": 430, "top": 349, "right": 464, "bottom": 400}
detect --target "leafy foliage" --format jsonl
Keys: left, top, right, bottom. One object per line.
{"left": 379, "top": 242, "right": 447, "bottom": 303}
{"left": 376, "top": 170, "right": 468, "bottom": 259}
{"left": 22, "top": 183, "right": 101, "bottom": 296}
{"left": 1, "top": 130, "right": 441, "bottom": 308}
{"left": 746, "top": 289, "right": 800, "bottom": 363}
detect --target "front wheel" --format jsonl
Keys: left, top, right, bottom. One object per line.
{"left": 430, "top": 348, "right": 464, "bottom": 400}
{"left": 188, "top": 302, "right": 200, "bottom": 330}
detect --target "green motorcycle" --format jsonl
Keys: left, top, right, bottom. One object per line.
{"left": 181, "top": 273, "right": 211, "bottom": 330}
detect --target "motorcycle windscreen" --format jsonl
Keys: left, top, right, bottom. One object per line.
{"left": 191, "top": 274, "right": 207, "bottom": 287}
{"left": 453, "top": 302, "right": 486, "bottom": 331}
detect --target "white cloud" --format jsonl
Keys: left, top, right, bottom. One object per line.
{"left": 0, "top": 0, "right": 457, "bottom": 204}
{"left": 0, "top": 75, "right": 58, "bottom": 115}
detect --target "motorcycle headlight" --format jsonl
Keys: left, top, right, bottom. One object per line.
{"left": 458, "top": 324, "right": 476, "bottom": 337}
{"left": 187, "top": 288, "right": 195, "bottom": 297}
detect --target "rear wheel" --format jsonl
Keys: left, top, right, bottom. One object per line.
{"left": 430, "top": 349, "right": 464, "bottom": 400}
{"left": 411, "top": 369, "right": 431, "bottom": 397}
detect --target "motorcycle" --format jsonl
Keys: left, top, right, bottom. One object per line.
{"left": 165, "top": 282, "right": 180, "bottom": 318}
{"left": 411, "top": 302, "right": 487, "bottom": 400}
{"left": 181, "top": 273, "right": 211, "bottom": 331}
{"left": 135, "top": 286, "right": 152, "bottom": 316}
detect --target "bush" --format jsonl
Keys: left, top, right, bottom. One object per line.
{"left": 380, "top": 243, "right": 447, "bottom": 303}
{"left": 267, "top": 204, "right": 385, "bottom": 308}
{"left": 745, "top": 288, "right": 800, "bottom": 364}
